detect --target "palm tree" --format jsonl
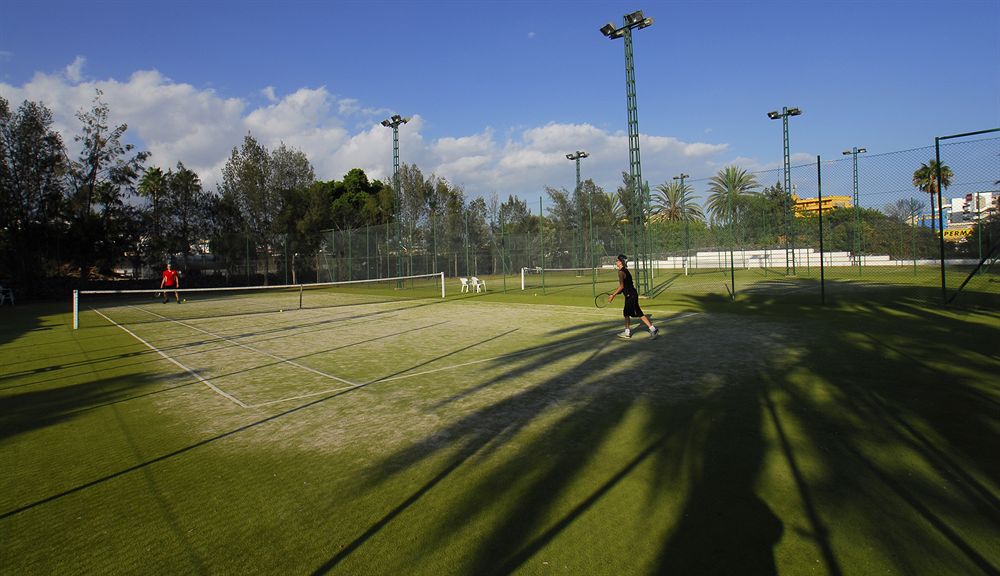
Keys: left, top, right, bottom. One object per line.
{"left": 912, "top": 160, "right": 953, "bottom": 233}
{"left": 137, "top": 166, "right": 166, "bottom": 261}
{"left": 705, "top": 166, "right": 759, "bottom": 225}
{"left": 652, "top": 180, "right": 705, "bottom": 223}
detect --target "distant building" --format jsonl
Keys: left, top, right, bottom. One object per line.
{"left": 943, "top": 190, "right": 996, "bottom": 242}
{"left": 792, "top": 194, "right": 853, "bottom": 217}
{"left": 947, "top": 191, "right": 997, "bottom": 225}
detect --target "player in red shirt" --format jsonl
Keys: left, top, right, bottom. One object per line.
{"left": 160, "top": 263, "right": 181, "bottom": 303}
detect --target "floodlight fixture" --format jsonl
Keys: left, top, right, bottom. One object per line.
{"left": 767, "top": 105, "right": 803, "bottom": 273}
{"left": 382, "top": 112, "right": 410, "bottom": 281}
{"left": 843, "top": 146, "right": 867, "bottom": 271}
{"left": 600, "top": 10, "right": 652, "bottom": 39}
{"left": 599, "top": 9, "right": 655, "bottom": 294}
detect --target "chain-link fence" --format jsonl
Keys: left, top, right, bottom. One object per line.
{"left": 183, "top": 132, "right": 997, "bottom": 308}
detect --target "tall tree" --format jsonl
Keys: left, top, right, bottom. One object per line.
{"left": 65, "top": 90, "right": 149, "bottom": 279}
{"left": 165, "top": 162, "right": 212, "bottom": 269}
{"left": 705, "top": 166, "right": 759, "bottom": 224}
{"left": 653, "top": 179, "right": 705, "bottom": 223}
{"left": 912, "top": 160, "right": 953, "bottom": 233}
{"left": 885, "top": 198, "right": 926, "bottom": 224}
{"left": 544, "top": 186, "right": 576, "bottom": 230}
{"left": 220, "top": 134, "right": 274, "bottom": 282}
{"left": 0, "top": 97, "right": 67, "bottom": 290}
{"left": 137, "top": 166, "right": 167, "bottom": 263}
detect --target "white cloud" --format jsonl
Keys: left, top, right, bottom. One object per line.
{"left": 64, "top": 56, "right": 85, "bottom": 82}
{"left": 0, "top": 60, "right": 742, "bottom": 203}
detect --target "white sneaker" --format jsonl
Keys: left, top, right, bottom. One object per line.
{"left": 649, "top": 327, "right": 658, "bottom": 339}
{"left": 617, "top": 330, "right": 631, "bottom": 339}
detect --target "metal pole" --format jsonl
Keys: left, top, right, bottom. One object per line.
{"left": 782, "top": 110, "right": 795, "bottom": 274}
{"left": 853, "top": 149, "right": 860, "bottom": 273}
{"left": 588, "top": 174, "right": 595, "bottom": 296}
{"left": 675, "top": 173, "right": 690, "bottom": 275}
{"left": 601, "top": 12, "right": 653, "bottom": 295}
{"left": 817, "top": 156, "right": 826, "bottom": 305}
{"left": 575, "top": 154, "right": 582, "bottom": 270}
{"left": 539, "top": 196, "right": 545, "bottom": 295}
{"left": 935, "top": 137, "right": 947, "bottom": 304}
{"left": 844, "top": 146, "right": 867, "bottom": 274}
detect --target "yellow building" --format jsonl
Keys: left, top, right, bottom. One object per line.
{"left": 792, "top": 194, "right": 853, "bottom": 217}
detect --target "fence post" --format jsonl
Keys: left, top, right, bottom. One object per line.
{"left": 817, "top": 156, "right": 826, "bottom": 306}
{"left": 935, "top": 137, "right": 947, "bottom": 305}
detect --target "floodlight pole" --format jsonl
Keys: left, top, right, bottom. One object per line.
{"left": 768, "top": 106, "right": 802, "bottom": 274}
{"left": 674, "top": 173, "right": 690, "bottom": 273}
{"left": 382, "top": 114, "right": 409, "bottom": 283}
{"left": 602, "top": 10, "right": 654, "bottom": 295}
{"left": 843, "top": 146, "right": 867, "bottom": 273}
{"left": 568, "top": 151, "right": 593, "bottom": 295}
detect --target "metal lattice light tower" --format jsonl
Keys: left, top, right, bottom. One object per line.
{"left": 768, "top": 106, "right": 802, "bottom": 274}
{"left": 567, "top": 151, "right": 592, "bottom": 294}
{"left": 842, "top": 146, "right": 867, "bottom": 273}
{"left": 602, "top": 10, "right": 653, "bottom": 294}
{"left": 381, "top": 114, "right": 409, "bottom": 280}
{"left": 673, "top": 173, "right": 690, "bottom": 272}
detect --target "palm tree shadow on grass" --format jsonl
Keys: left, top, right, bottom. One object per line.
{"left": 696, "top": 292, "right": 999, "bottom": 575}
{"left": 310, "top": 307, "right": 794, "bottom": 575}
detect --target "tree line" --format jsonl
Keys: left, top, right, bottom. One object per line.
{"left": 3, "top": 92, "right": 993, "bottom": 298}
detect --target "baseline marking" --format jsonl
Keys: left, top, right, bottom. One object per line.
{"left": 91, "top": 308, "right": 248, "bottom": 408}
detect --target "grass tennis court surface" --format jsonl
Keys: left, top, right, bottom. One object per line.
{"left": 2, "top": 292, "right": 998, "bottom": 575}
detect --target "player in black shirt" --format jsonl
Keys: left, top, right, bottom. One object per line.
{"left": 608, "top": 254, "right": 658, "bottom": 339}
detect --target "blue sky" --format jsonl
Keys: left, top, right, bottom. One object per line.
{"left": 1, "top": 0, "right": 997, "bottom": 206}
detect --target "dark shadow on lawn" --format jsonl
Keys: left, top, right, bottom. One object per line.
{"left": 309, "top": 309, "right": 792, "bottom": 575}
{"left": 308, "top": 290, "right": 998, "bottom": 575}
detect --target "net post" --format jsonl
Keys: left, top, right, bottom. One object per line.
{"left": 440, "top": 272, "right": 445, "bottom": 298}
{"left": 521, "top": 267, "right": 526, "bottom": 290}
{"left": 72, "top": 290, "right": 79, "bottom": 330}
{"left": 299, "top": 284, "right": 304, "bottom": 309}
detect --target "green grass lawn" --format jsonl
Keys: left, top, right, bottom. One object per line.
{"left": 1, "top": 285, "right": 998, "bottom": 575}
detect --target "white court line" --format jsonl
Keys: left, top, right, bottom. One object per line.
{"left": 248, "top": 311, "right": 702, "bottom": 408}
{"left": 136, "top": 306, "right": 359, "bottom": 387}
{"left": 91, "top": 308, "right": 248, "bottom": 408}
{"left": 375, "top": 311, "right": 701, "bottom": 384}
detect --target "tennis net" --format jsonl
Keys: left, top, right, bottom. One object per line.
{"left": 73, "top": 272, "right": 445, "bottom": 329}
{"left": 520, "top": 266, "right": 618, "bottom": 291}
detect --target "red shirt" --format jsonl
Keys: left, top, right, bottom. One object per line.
{"left": 162, "top": 269, "right": 179, "bottom": 287}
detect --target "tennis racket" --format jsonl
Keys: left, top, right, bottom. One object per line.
{"left": 594, "top": 291, "right": 612, "bottom": 308}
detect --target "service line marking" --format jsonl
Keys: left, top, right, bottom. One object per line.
{"left": 92, "top": 308, "right": 248, "bottom": 408}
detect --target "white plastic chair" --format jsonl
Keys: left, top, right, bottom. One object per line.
{"left": 470, "top": 276, "right": 486, "bottom": 293}
{"left": 459, "top": 277, "right": 470, "bottom": 293}
{"left": 0, "top": 285, "right": 13, "bottom": 306}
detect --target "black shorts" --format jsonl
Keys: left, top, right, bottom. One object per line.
{"left": 622, "top": 291, "right": 643, "bottom": 318}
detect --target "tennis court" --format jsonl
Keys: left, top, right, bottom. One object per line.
{"left": 2, "top": 286, "right": 997, "bottom": 575}
{"left": 81, "top": 290, "right": 698, "bottom": 409}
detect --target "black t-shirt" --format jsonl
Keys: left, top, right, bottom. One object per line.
{"left": 619, "top": 268, "right": 637, "bottom": 296}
